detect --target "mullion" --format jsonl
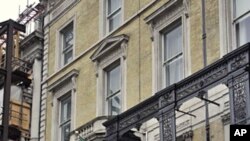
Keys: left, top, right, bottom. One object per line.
{"left": 63, "top": 45, "right": 73, "bottom": 53}
{"left": 233, "top": 10, "right": 250, "bottom": 23}
{"left": 107, "top": 7, "right": 121, "bottom": 19}
{"left": 60, "top": 119, "right": 71, "bottom": 127}
{"left": 163, "top": 52, "right": 183, "bottom": 66}
{"left": 106, "top": 89, "right": 121, "bottom": 100}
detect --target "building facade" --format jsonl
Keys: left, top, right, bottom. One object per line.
{"left": 41, "top": 0, "right": 250, "bottom": 141}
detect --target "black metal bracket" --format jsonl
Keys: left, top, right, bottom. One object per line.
{"left": 197, "top": 91, "right": 220, "bottom": 107}
{"left": 176, "top": 108, "right": 196, "bottom": 118}
{"left": 176, "top": 105, "right": 196, "bottom": 118}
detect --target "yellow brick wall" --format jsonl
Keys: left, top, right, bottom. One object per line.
{"left": 190, "top": 0, "right": 220, "bottom": 72}
{"left": 48, "top": 0, "right": 100, "bottom": 76}
{"left": 45, "top": 0, "right": 222, "bottom": 140}
{"left": 45, "top": 0, "right": 168, "bottom": 132}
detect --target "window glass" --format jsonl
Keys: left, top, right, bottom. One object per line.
{"left": 107, "top": 64, "right": 121, "bottom": 95}
{"left": 61, "top": 96, "right": 71, "bottom": 123}
{"left": 109, "top": 12, "right": 121, "bottom": 32}
{"left": 109, "top": 94, "right": 121, "bottom": 115}
{"left": 107, "top": 0, "right": 122, "bottom": 32}
{"left": 61, "top": 123, "right": 70, "bottom": 141}
{"left": 64, "top": 50, "right": 73, "bottom": 65}
{"left": 233, "top": 0, "right": 250, "bottom": 47}
{"left": 163, "top": 23, "right": 183, "bottom": 86}
{"left": 108, "top": 0, "right": 121, "bottom": 14}
{"left": 236, "top": 16, "right": 250, "bottom": 46}
{"left": 61, "top": 22, "right": 73, "bottom": 65}
{"left": 107, "top": 64, "right": 121, "bottom": 115}
{"left": 164, "top": 25, "right": 182, "bottom": 61}
{"left": 60, "top": 96, "right": 71, "bottom": 141}
{"left": 234, "top": 0, "right": 250, "bottom": 18}
{"left": 64, "top": 32, "right": 73, "bottom": 49}
{"left": 166, "top": 57, "right": 183, "bottom": 85}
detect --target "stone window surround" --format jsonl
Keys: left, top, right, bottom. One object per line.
{"left": 91, "top": 34, "right": 128, "bottom": 116}
{"left": 145, "top": 0, "right": 191, "bottom": 93}
{"left": 55, "top": 16, "right": 76, "bottom": 70}
{"left": 48, "top": 69, "right": 79, "bottom": 141}
{"left": 99, "top": 0, "right": 125, "bottom": 37}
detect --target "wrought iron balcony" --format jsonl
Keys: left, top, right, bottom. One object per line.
{"left": 103, "top": 43, "right": 250, "bottom": 141}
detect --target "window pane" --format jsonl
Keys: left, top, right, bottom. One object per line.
{"left": 166, "top": 57, "right": 183, "bottom": 86}
{"left": 64, "top": 32, "right": 73, "bottom": 49}
{"left": 61, "top": 123, "right": 70, "bottom": 141}
{"left": 109, "top": 12, "right": 121, "bottom": 32}
{"left": 109, "top": 93, "right": 121, "bottom": 115}
{"left": 64, "top": 50, "right": 73, "bottom": 65}
{"left": 108, "top": 0, "right": 121, "bottom": 14}
{"left": 61, "top": 97, "right": 71, "bottom": 123}
{"left": 107, "top": 65, "right": 121, "bottom": 95}
{"left": 61, "top": 22, "right": 73, "bottom": 66}
{"left": 237, "top": 16, "right": 250, "bottom": 46}
{"left": 234, "top": 0, "right": 250, "bottom": 18}
{"left": 164, "top": 24, "right": 182, "bottom": 61}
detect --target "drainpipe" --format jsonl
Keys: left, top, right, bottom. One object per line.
{"left": 201, "top": 0, "right": 210, "bottom": 141}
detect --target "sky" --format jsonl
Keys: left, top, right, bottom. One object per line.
{"left": 0, "top": 0, "right": 39, "bottom": 22}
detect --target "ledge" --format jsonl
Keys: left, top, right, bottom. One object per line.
{"left": 47, "top": 69, "right": 79, "bottom": 92}
{"left": 20, "top": 30, "right": 43, "bottom": 48}
{"left": 144, "top": 0, "right": 183, "bottom": 23}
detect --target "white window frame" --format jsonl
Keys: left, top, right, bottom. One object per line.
{"left": 56, "top": 17, "right": 76, "bottom": 69}
{"left": 219, "top": 0, "right": 250, "bottom": 56}
{"left": 91, "top": 35, "right": 128, "bottom": 116}
{"left": 59, "top": 92, "right": 71, "bottom": 141}
{"left": 100, "top": 57, "right": 125, "bottom": 116}
{"left": 61, "top": 22, "right": 74, "bottom": 66}
{"left": 99, "top": 0, "right": 124, "bottom": 37}
{"left": 106, "top": 0, "right": 122, "bottom": 32}
{"left": 232, "top": 0, "right": 250, "bottom": 47}
{"left": 105, "top": 60, "right": 122, "bottom": 116}
{"left": 48, "top": 70, "right": 78, "bottom": 141}
{"left": 161, "top": 20, "right": 184, "bottom": 86}
{"left": 145, "top": 0, "right": 190, "bottom": 92}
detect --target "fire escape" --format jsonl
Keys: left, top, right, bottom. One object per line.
{"left": 0, "top": 3, "right": 44, "bottom": 141}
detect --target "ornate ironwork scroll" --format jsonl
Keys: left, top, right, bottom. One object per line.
{"left": 160, "top": 90, "right": 175, "bottom": 107}
{"left": 159, "top": 110, "right": 176, "bottom": 141}
{"left": 119, "top": 102, "right": 159, "bottom": 130}
{"left": 228, "top": 72, "right": 250, "bottom": 124}
{"left": 230, "top": 53, "right": 248, "bottom": 71}
{"left": 176, "top": 64, "right": 228, "bottom": 101}
{"left": 103, "top": 43, "right": 250, "bottom": 141}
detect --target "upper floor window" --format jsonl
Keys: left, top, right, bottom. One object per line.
{"left": 107, "top": 0, "right": 122, "bottom": 32}
{"left": 48, "top": 69, "right": 78, "bottom": 141}
{"left": 60, "top": 22, "right": 74, "bottom": 66}
{"left": 145, "top": 0, "right": 189, "bottom": 91}
{"left": 163, "top": 21, "right": 183, "bottom": 86}
{"left": 106, "top": 62, "right": 121, "bottom": 115}
{"left": 91, "top": 35, "right": 128, "bottom": 116}
{"left": 60, "top": 94, "right": 71, "bottom": 141}
{"left": 233, "top": 0, "right": 250, "bottom": 47}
